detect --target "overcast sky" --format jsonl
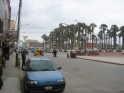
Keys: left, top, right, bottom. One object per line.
{"left": 10, "top": 0, "right": 124, "bottom": 42}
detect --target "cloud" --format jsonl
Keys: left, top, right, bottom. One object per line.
{"left": 11, "top": 0, "right": 124, "bottom": 42}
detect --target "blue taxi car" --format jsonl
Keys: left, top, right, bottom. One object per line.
{"left": 23, "top": 58, "right": 66, "bottom": 93}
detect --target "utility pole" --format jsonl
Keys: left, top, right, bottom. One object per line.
{"left": 15, "top": 0, "right": 22, "bottom": 66}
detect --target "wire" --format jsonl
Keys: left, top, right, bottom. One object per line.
{"left": 21, "top": 0, "right": 80, "bottom": 15}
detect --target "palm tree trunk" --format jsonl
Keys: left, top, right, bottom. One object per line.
{"left": 114, "top": 34, "right": 116, "bottom": 50}
{"left": 104, "top": 33, "right": 105, "bottom": 49}
{"left": 122, "top": 35, "right": 124, "bottom": 49}
{"left": 69, "top": 38, "right": 70, "bottom": 50}
{"left": 111, "top": 37, "right": 112, "bottom": 49}
{"left": 119, "top": 37, "right": 120, "bottom": 49}
{"left": 77, "top": 30, "right": 80, "bottom": 49}
{"left": 92, "top": 32, "right": 94, "bottom": 50}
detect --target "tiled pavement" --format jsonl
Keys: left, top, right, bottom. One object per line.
{"left": 0, "top": 53, "right": 21, "bottom": 93}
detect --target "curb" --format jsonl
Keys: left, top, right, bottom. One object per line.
{"left": 76, "top": 57, "right": 124, "bottom": 66}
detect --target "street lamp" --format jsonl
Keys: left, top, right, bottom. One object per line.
{"left": 59, "top": 23, "right": 76, "bottom": 50}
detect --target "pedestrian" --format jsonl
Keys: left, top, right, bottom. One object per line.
{"left": 0, "top": 66, "right": 3, "bottom": 90}
{"left": 15, "top": 48, "right": 17, "bottom": 53}
{"left": 21, "top": 51, "right": 26, "bottom": 70}
{"left": 54, "top": 49, "right": 57, "bottom": 57}
{"left": 2, "top": 52, "right": 6, "bottom": 68}
{"left": 0, "top": 66, "right": 3, "bottom": 77}
{"left": 53, "top": 49, "right": 57, "bottom": 57}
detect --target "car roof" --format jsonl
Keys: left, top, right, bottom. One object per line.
{"left": 29, "top": 58, "right": 51, "bottom": 61}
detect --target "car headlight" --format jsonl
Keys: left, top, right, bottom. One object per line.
{"left": 57, "top": 78, "right": 65, "bottom": 83}
{"left": 27, "top": 80, "right": 38, "bottom": 85}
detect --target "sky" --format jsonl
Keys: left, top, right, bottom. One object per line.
{"left": 10, "top": 0, "right": 124, "bottom": 42}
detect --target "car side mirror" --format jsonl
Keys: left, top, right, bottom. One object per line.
{"left": 58, "top": 67, "right": 62, "bottom": 69}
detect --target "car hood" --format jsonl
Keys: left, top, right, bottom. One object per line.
{"left": 27, "top": 71, "right": 64, "bottom": 84}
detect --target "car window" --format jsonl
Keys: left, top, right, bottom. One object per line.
{"left": 27, "top": 60, "right": 57, "bottom": 71}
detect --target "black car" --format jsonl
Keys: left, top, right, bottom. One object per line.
{"left": 23, "top": 58, "right": 66, "bottom": 93}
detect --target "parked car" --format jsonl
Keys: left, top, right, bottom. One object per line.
{"left": 23, "top": 58, "right": 66, "bottom": 93}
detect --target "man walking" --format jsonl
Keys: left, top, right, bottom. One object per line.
{"left": 53, "top": 49, "right": 57, "bottom": 57}
{"left": 21, "top": 51, "right": 26, "bottom": 70}
{"left": 0, "top": 66, "right": 3, "bottom": 90}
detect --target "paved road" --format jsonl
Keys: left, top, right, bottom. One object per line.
{"left": 20, "top": 52, "right": 124, "bottom": 93}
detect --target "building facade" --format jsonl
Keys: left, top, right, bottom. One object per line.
{"left": 0, "top": 0, "right": 11, "bottom": 65}
{"left": 9, "top": 20, "right": 15, "bottom": 31}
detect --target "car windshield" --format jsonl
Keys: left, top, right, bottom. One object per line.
{"left": 27, "top": 60, "right": 57, "bottom": 71}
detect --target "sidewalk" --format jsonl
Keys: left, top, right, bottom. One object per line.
{"left": 58, "top": 52, "right": 124, "bottom": 66}
{"left": 76, "top": 56, "right": 124, "bottom": 66}
{"left": 0, "top": 53, "right": 21, "bottom": 93}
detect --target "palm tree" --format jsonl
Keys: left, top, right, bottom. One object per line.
{"left": 60, "top": 26, "right": 66, "bottom": 50}
{"left": 99, "top": 24, "right": 108, "bottom": 50}
{"left": 119, "top": 26, "right": 124, "bottom": 49}
{"left": 91, "top": 34, "right": 97, "bottom": 47}
{"left": 63, "top": 28, "right": 68, "bottom": 50}
{"left": 80, "top": 23, "right": 87, "bottom": 49}
{"left": 53, "top": 28, "right": 61, "bottom": 49}
{"left": 66, "top": 24, "right": 76, "bottom": 49}
{"left": 49, "top": 31, "right": 54, "bottom": 49}
{"left": 76, "top": 22, "right": 85, "bottom": 49}
{"left": 41, "top": 34, "right": 46, "bottom": 49}
{"left": 118, "top": 32, "right": 121, "bottom": 49}
{"left": 84, "top": 25, "right": 90, "bottom": 52}
{"left": 94, "top": 36, "right": 99, "bottom": 49}
{"left": 89, "top": 23, "right": 97, "bottom": 50}
{"left": 97, "top": 31, "right": 103, "bottom": 49}
{"left": 111, "top": 24, "right": 119, "bottom": 50}
{"left": 107, "top": 29, "right": 112, "bottom": 49}
{"left": 42, "top": 34, "right": 49, "bottom": 50}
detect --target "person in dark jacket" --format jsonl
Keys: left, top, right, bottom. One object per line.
{"left": 53, "top": 49, "right": 57, "bottom": 57}
{"left": 2, "top": 52, "right": 6, "bottom": 68}
{"left": 21, "top": 51, "right": 26, "bottom": 69}
{"left": 0, "top": 66, "right": 3, "bottom": 90}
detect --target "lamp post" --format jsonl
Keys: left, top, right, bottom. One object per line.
{"left": 59, "top": 23, "right": 76, "bottom": 50}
